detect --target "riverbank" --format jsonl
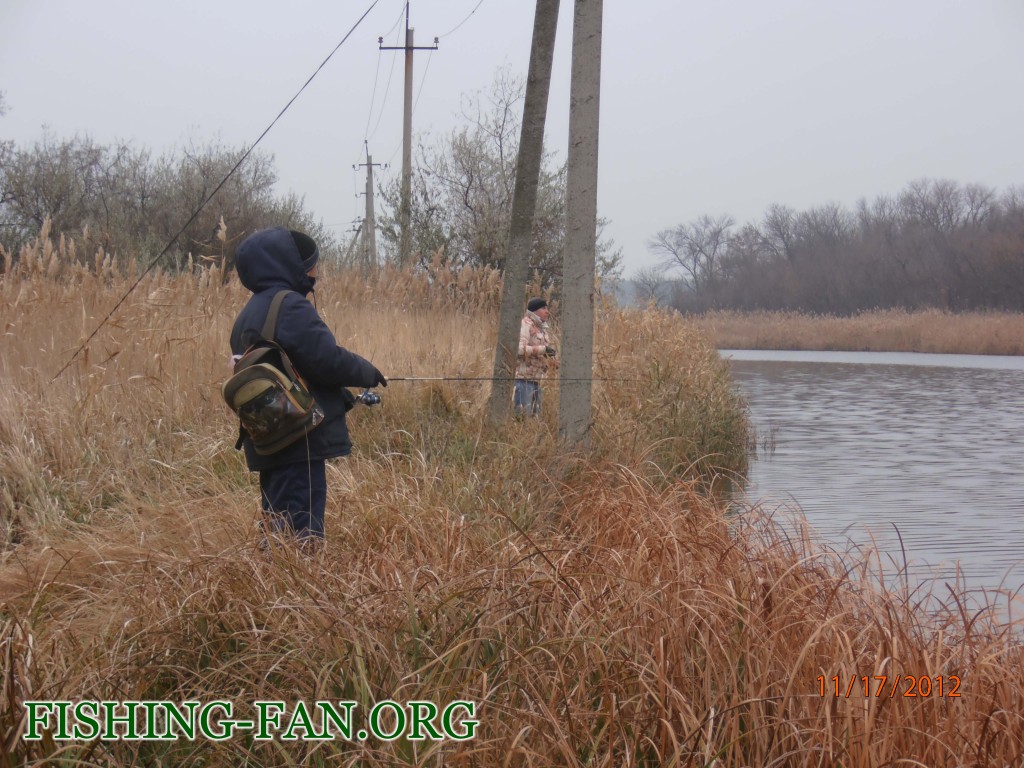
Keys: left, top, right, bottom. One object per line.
{"left": 692, "top": 308, "right": 1024, "bottom": 355}
{"left": 1, "top": 237, "right": 1022, "bottom": 764}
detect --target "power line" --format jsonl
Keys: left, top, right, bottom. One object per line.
{"left": 366, "top": 37, "right": 401, "bottom": 145}
{"left": 355, "top": 0, "right": 407, "bottom": 166}
{"left": 362, "top": 50, "right": 385, "bottom": 140}
{"left": 52, "top": 0, "right": 383, "bottom": 382}
{"left": 376, "top": 2, "right": 487, "bottom": 171}
{"left": 438, "top": 0, "right": 487, "bottom": 39}
{"left": 379, "top": 2, "right": 439, "bottom": 266}
{"left": 413, "top": 50, "right": 434, "bottom": 113}
{"left": 379, "top": 0, "right": 408, "bottom": 39}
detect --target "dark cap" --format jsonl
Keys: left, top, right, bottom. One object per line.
{"left": 290, "top": 230, "right": 320, "bottom": 271}
{"left": 527, "top": 297, "right": 547, "bottom": 312}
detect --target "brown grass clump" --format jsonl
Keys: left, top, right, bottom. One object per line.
{"left": 0, "top": 230, "right": 1022, "bottom": 766}
{"left": 695, "top": 309, "right": 1024, "bottom": 355}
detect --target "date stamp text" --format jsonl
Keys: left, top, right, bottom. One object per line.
{"left": 817, "top": 674, "right": 961, "bottom": 698}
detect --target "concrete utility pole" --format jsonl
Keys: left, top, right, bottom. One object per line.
{"left": 354, "top": 146, "right": 385, "bottom": 271}
{"left": 486, "top": 0, "right": 561, "bottom": 424}
{"left": 343, "top": 219, "right": 364, "bottom": 266}
{"left": 558, "top": 0, "right": 603, "bottom": 446}
{"left": 379, "top": 2, "right": 437, "bottom": 266}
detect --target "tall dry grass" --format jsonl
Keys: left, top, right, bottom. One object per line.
{"left": 694, "top": 309, "right": 1024, "bottom": 355}
{"left": 0, "top": 230, "right": 1021, "bottom": 766}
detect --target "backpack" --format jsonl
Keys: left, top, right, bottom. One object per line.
{"left": 222, "top": 290, "right": 325, "bottom": 456}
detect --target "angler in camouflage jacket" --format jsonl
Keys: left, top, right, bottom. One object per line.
{"left": 514, "top": 297, "right": 559, "bottom": 416}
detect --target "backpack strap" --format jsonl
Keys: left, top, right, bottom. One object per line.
{"left": 260, "top": 290, "right": 291, "bottom": 342}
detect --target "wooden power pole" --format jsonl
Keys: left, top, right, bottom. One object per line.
{"left": 379, "top": 2, "right": 437, "bottom": 266}
{"left": 558, "top": 0, "right": 603, "bottom": 445}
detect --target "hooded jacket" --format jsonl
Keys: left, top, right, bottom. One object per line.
{"left": 229, "top": 227, "right": 381, "bottom": 470}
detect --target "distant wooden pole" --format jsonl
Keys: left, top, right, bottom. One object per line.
{"left": 559, "top": 0, "right": 602, "bottom": 445}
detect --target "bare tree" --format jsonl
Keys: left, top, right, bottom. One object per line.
{"left": 761, "top": 204, "right": 797, "bottom": 262}
{"left": 0, "top": 133, "right": 330, "bottom": 266}
{"left": 649, "top": 213, "right": 734, "bottom": 293}
{"left": 631, "top": 265, "right": 669, "bottom": 305}
{"left": 963, "top": 183, "right": 997, "bottom": 228}
{"left": 376, "top": 68, "right": 621, "bottom": 286}
{"left": 378, "top": 70, "right": 567, "bottom": 278}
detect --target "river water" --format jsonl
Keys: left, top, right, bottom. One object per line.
{"left": 723, "top": 350, "right": 1024, "bottom": 615}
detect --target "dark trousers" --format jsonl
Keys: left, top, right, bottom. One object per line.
{"left": 259, "top": 460, "right": 327, "bottom": 541}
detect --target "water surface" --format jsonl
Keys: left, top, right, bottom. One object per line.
{"left": 723, "top": 349, "right": 1024, "bottom": 610}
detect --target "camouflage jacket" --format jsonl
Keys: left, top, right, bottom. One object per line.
{"left": 516, "top": 311, "right": 559, "bottom": 381}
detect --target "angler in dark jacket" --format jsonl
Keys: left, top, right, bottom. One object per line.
{"left": 230, "top": 227, "right": 386, "bottom": 542}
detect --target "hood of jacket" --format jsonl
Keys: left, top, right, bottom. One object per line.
{"left": 235, "top": 227, "right": 316, "bottom": 295}
{"left": 525, "top": 310, "right": 546, "bottom": 328}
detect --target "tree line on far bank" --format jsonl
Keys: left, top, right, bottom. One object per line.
{"left": 644, "top": 179, "right": 1024, "bottom": 314}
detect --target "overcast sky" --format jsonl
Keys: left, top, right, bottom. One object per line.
{"left": 2, "top": 0, "right": 1022, "bottom": 276}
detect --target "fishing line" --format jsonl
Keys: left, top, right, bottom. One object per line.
{"left": 385, "top": 376, "right": 630, "bottom": 383}
{"left": 51, "top": 0, "right": 382, "bottom": 383}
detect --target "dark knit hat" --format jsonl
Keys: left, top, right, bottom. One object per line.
{"left": 291, "top": 230, "right": 320, "bottom": 271}
{"left": 527, "top": 297, "right": 547, "bottom": 312}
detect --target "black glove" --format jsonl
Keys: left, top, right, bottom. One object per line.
{"left": 544, "top": 345, "right": 557, "bottom": 357}
{"left": 341, "top": 388, "right": 357, "bottom": 412}
{"left": 371, "top": 365, "right": 388, "bottom": 387}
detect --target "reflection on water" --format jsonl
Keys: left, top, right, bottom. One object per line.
{"left": 723, "top": 349, "right": 1024, "bottom": 608}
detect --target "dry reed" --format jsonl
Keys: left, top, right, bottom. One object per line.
{"left": 694, "top": 309, "right": 1024, "bottom": 356}
{"left": 0, "top": 230, "right": 1021, "bottom": 766}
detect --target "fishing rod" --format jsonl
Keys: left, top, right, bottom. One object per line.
{"left": 385, "top": 376, "right": 630, "bottom": 383}
{"left": 351, "top": 375, "right": 630, "bottom": 407}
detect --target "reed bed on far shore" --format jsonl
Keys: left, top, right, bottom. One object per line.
{"left": 1, "top": 232, "right": 1022, "bottom": 766}
{"left": 693, "top": 308, "right": 1024, "bottom": 355}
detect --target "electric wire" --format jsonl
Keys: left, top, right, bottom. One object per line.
{"left": 356, "top": 0, "right": 407, "bottom": 165}
{"left": 380, "top": 0, "right": 408, "bottom": 39}
{"left": 437, "top": 0, "right": 487, "bottom": 39}
{"left": 367, "top": 47, "right": 400, "bottom": 144}
{"left": 52, "top": 0, "right": 382, "bottom": 382}
{"left": 413, "top": 50, "right": 434, "bottom": 113}
{"left": 362, "top": 51, "right": 385, "bottom": 142}
{"left": 382, "top": 0, "right": 483, "bottom": 169}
